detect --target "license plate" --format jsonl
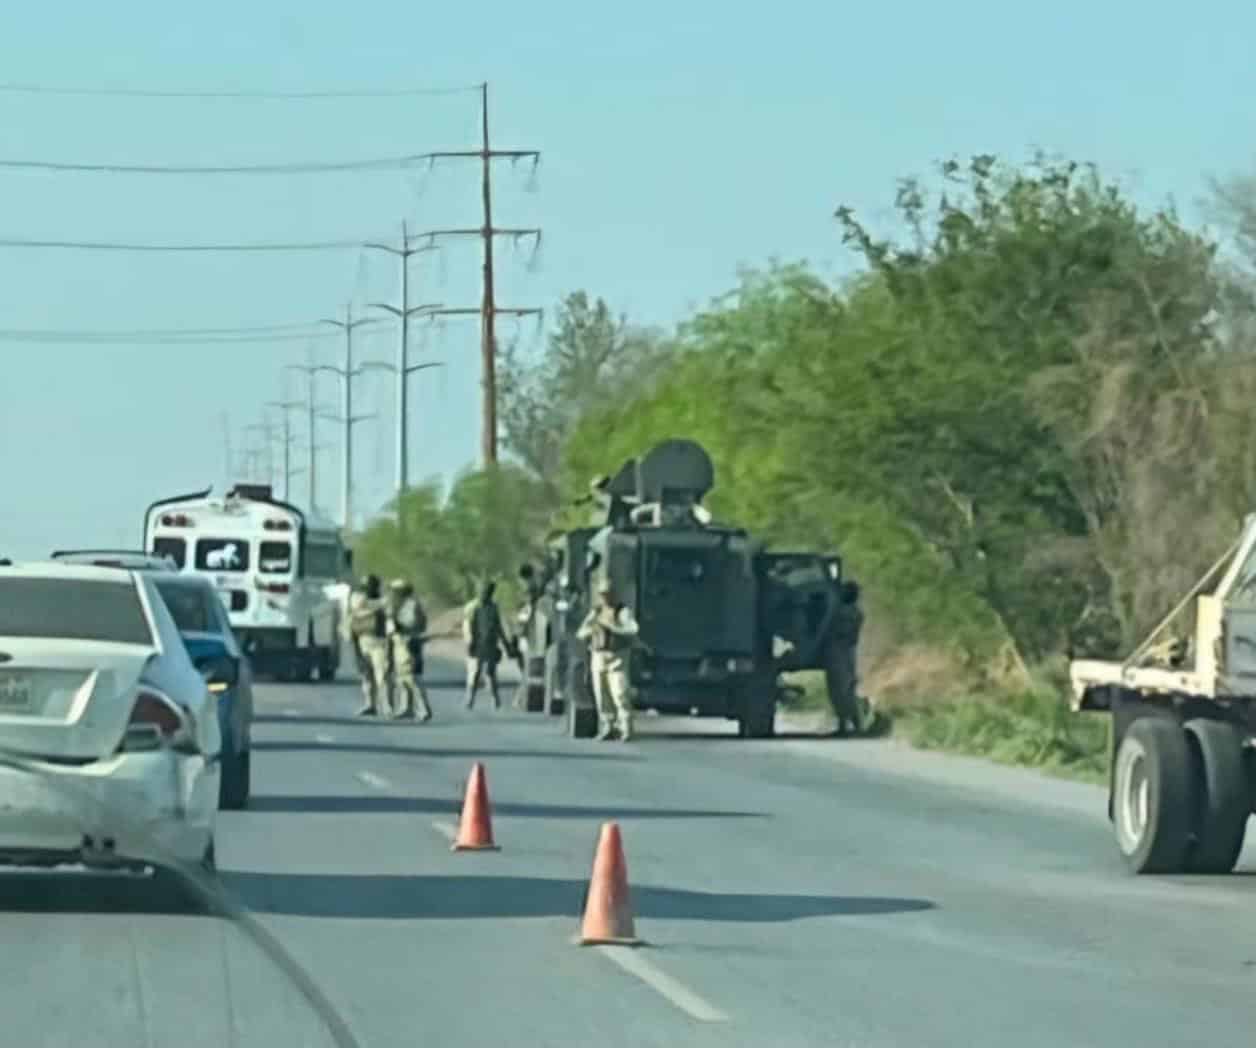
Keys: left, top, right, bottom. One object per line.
{"left": 0, "top": 672, "right": 34, "bottom": 713}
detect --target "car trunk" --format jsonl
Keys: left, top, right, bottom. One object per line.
{"left": 0, "top": 639, "right": 155, "bottom": 760}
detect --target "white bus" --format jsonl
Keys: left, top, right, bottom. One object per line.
{"left": 142, "top": 483, "right": 352, "bottom": 682}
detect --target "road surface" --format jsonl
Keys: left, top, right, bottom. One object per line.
{"left": 2, "top": 645, "right": 1255, "bottom": 1047}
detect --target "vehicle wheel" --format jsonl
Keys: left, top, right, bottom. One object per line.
{"left": 317, "top": 650, "right": 337, "bottom": 682}
{"left": 219, "top": 748, "right": 250, "bottom": 810}
{"left": 737, "top": 676, "right": 777, "bottom": 739}
{"left": 1113, "top": 718, "right": 1195, "bottom": 874}
{"left": 543, "top": 646, "right": 564, "bottom": 716}
{"left": 567, "top": 700, "right": 598, "bottom": 739}
{"left": 1185, "top": 719, "right": 1249, "bottom": 874}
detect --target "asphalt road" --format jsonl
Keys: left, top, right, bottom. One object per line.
{"left": 3, "top": 648, "right": 1256, "bottom": 1048}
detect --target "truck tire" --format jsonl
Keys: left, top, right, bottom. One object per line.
{"left": 543, "top": 645, "right": 564, "bottom": 716}
{"left": 523, "top": 655, "right": 545, "bottom": 713}
{"left": 738, "top": 680, "right": 776, "bottom": 740}
{"left": 567, "top": 700, "right": 598, "bottom": 739}
{"left": 565, "top": 657, "right": 597, "bottom": 738}
{"left": 1113, "top": 718, "right": 1195, "bottom": 874}
{"left": 1184, "top": 718, "right": 1249, "bottom": 874}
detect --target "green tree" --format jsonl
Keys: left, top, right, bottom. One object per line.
{"left": 498, "top": 291, "right": 674, "bottom": 498}
{"left": 351, "top": 465, "right": 551, "bottom": 613}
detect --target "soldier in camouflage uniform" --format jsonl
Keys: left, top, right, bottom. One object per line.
{"left": 387, "top": 578, "right": 433, "bottom": 722}
{"left": 344, "top": 574, "right": 391, "bottom": 717}
{"left": 462, "top": 580, "right": 515, "bottom": 710}
{"left": 825, "top": 580, "right": 865, "bottom": 735}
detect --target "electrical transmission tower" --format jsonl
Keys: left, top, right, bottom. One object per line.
{"left": 264, "top": 400, "right": 307, "bottom": 501}
{"left": 418, "top": 81, "right": 542, "bottom": 465}
{"left": 285, "top": 360, "right": 339, "bottom": 515}
{"left": 317, "top": 305, "right": 386, "bottom": 531}
{"left": 363, "top": 224, "right": 446, "bottom": 505}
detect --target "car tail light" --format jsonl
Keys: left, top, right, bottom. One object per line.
{"left": 122, "top": 688, "right": 194, "bottom": 752}
{"left": 259, "top": 581, "right": 290, "bottom": 595}
{"left": 160, "top": 513, "right": 194, "bottom": 527}
{"left": 263, "top": 519, "right": 293, "bottom": 532}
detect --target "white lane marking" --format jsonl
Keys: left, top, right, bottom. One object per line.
{"left": 356, "top": 770, "right": 392, "bottom": 791}
{"left": 314, "top": 732, "right": 335, "bottom": 744}
{"left": 282, "top": 709, "right": 299, "bottom": 718}
{"left": 356, "top": 777, "right": 457, "bottom": 843}
{"left": 594, "top": 945, "right": 729, "bottom": 1023}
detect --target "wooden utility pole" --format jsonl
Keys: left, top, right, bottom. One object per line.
{"left": 417, "top": 82, "right": 542, "bottom": 465}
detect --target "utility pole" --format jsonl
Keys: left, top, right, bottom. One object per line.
{"left": 245, "top": 419, "right": 277, "bottom": 489}
{"left": 417, "top": 81, "right": 542, "bottom": 465}
{"left": 265, "top": 400, "right": 304, "bottom": 501}
{"left": 318, "top": 304, "right": 386, "bottom": 531}
{"left": 285, "top": 361, "right": 339, "bottom": 515}
{"left": 363, "top": 223, "right": 443, "bottom": 505}
{"left": 220, "top": 412, "right": 233, "bottom": 483}
{"left": 240, "top": 446, "right": 262, "bottom": 483}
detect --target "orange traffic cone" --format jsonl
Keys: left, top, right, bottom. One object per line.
{"left": 576, "top": 822, "right": 641, "bottom": 946}
{"left": 451, "top": 762, "right": 500, "bottom": 851}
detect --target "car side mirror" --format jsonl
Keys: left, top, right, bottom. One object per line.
{"left": 196, "top": 654, "right": 239, "bottom": 694}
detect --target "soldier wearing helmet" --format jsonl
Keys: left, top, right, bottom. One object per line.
{"left": 343, "top": 573, "right": 390, "bottom": 716}
{"left": 576, "top": 579, "right": 640, "bottom": 741}
{"left": 386, "top": 577, "right": 433, "bottom": 722}
{"left": 825, "top": 579, "right": 865, "bottom": 735}
{"left": 462, "top": 579, "right": 516, "bottom": 710}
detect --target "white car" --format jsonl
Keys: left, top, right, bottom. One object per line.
{"left": 0, "top": 561, "right": 221, "bottom": 874}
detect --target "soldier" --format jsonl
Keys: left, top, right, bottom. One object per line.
{"left": 825, "top": 580, "right": 865, "bottom": 735}
{"left": 576, "top": 582, "right": 640, "bottom": 742}
{"left": 344, "top": 574, "right": 390, "bottom": 717}
{"left": 387, "top": 578, "right": 433, "bottom": 722}
{"left": 462, "top": 580, "right": 515, "bottom": 710}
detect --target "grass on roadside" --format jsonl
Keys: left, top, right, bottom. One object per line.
{"left": 778, "top": 669, "right": 1109, "bottom": 784}
{"left": 890, "top": 689, "right": 1109, "bottom": 784}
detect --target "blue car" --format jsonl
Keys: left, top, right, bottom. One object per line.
{"left": 49, "top": 550, "right": 254, "bottom": 810}
{"left": 149, "top": 574, "right": 254, "bottom": 810}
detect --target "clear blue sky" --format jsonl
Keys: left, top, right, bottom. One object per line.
{"left": 1, "top": 0, "right": 1253, "bottom": 559}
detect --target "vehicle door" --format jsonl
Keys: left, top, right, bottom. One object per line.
{"left": 757, "top": 553, "right": 842, "bottom": 671}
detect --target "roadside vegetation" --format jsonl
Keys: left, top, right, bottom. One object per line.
{"left": 354, "top": 152, "right": 1256, "bottom": 779}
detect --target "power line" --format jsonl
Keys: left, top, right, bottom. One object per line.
{"left": 0, "top": 320, "right": 344, "bottom": 337}
{"left": 0, "top": 82, "right": 481, "bottom": 100}
{"left": 0, "top": 328, "right": 389, "bottom": 345}
{"left": 0, "top": 153, "right": 438, "bottom": 176}
{"left": 0, "top": 236, "right": 371, "bottom": 252}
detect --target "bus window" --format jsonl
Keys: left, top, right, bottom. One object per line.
{"left": 259, "top": 541, "right": 293, "bottom": 575}
{"left": 302, "top": 541, "right": 341, "bottom": 579}
{"left": 195, "top": 538, "right": 250, "bottom": 573}
{"left": 151, "top": 536, "right": 186, "bottom": 568}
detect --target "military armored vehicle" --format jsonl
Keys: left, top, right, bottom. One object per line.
{"left": 515, "top": 438, "right": 863, "bottom": 739}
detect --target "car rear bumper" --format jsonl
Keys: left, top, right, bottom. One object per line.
{"left": 0, "top": 749, "right": 217, "bottom": 869}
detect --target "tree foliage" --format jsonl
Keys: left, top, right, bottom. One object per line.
{"left": 498, "top": 290, "right": 674, "bottom": 501}
{"left": 351, "top": 464, "right": 551, "bottom": 613}
{"left": 363, "top": 152, "right": 1256, "bottom": 704}
{"left": 554, "top": 154, "right": 1251, "bottom": 694}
